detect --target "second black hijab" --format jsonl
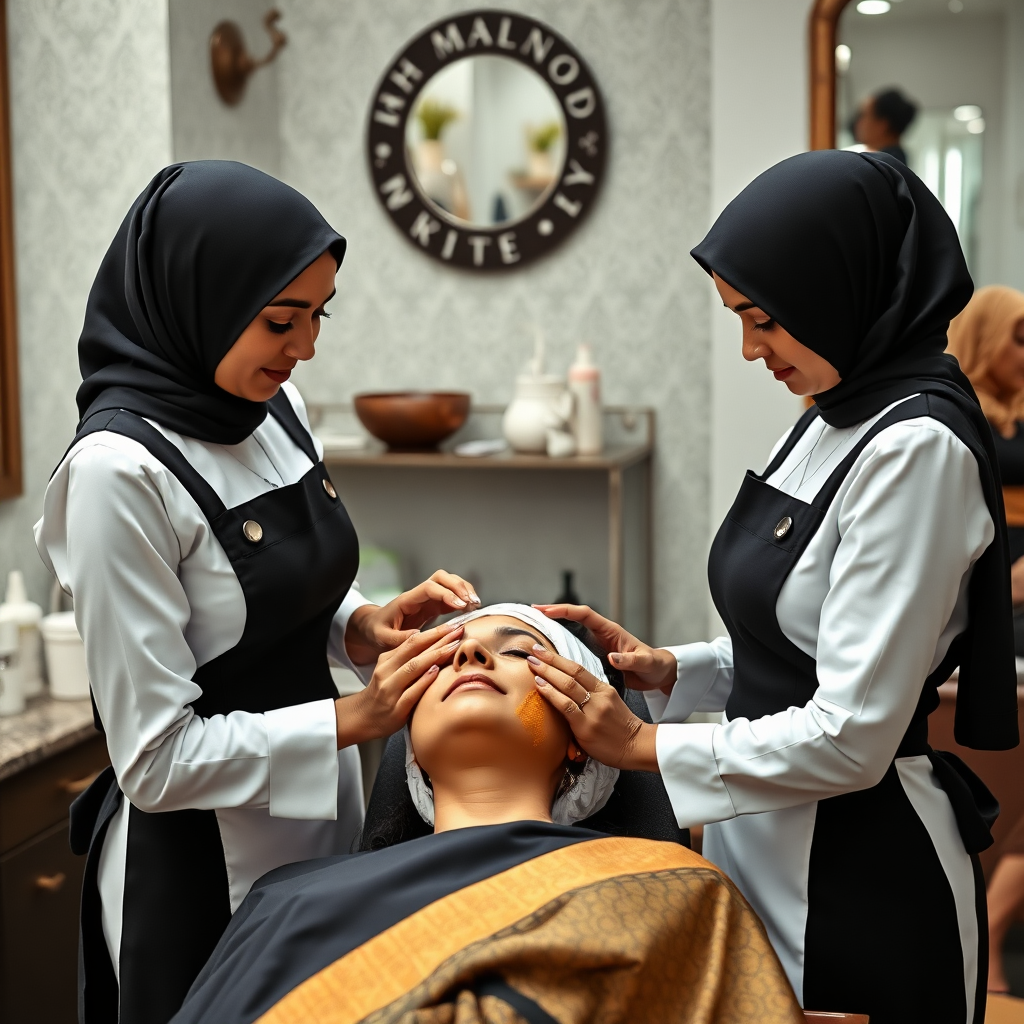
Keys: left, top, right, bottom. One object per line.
{"left": 76, "top": 161, "right": 347, "bottom": 446}
{"left": 692, "top": 150, "right": 1017, "bottom": 750}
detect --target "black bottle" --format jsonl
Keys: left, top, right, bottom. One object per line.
{"left": 555, "top": 570, "right": 580, "bottom": 605}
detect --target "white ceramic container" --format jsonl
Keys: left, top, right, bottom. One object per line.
{"left": 502, "top": 375, "right": 574, "bottom": 454}
{"left": 40, "top": 612, "right": 90, "bottom": 700}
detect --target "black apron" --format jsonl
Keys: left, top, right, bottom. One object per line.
{"left": 708, "top": 394, "right": 996, "bottom": 1024}
{"left": 66, "top": 391, "right": 359, "bottom": 1024}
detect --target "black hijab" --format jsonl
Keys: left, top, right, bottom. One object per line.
{"left": 76, "top": 161, "right": 346, "bottom": 445}
{"left": 692, "top": 149, "right": 1017, "bottom": 750}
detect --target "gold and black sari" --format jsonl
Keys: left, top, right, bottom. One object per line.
{"left": 170, "top": 821, "right": 801, "bottom": 1024}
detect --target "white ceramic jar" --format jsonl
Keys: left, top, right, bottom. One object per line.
{"left": 502, "top": 375, "right": 574, "bottom": 454}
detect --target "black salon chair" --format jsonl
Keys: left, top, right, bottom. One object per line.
{"left": 360, "top": 685, "right": 689, "bottom": 851}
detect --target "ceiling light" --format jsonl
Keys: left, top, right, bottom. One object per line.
{"left": 954, "top": 104, "right": 982, "bottom": 122}
{"left": 856, "top": 1, "right": 891, "bottom": 13}
{"left": 949, "top": 0, "right": 963, "bottom": 11}
{"left": 967, "top": 118, "right": 986, "bottom": 134}
{"left": 835, "top": 44, "right": 852, "bottom": 73}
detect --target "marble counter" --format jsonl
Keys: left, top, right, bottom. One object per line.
{"left": 0, "top": 694, "right": 99, "bottom": 782}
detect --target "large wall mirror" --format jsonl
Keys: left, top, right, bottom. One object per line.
{"left": 367, "top": 10, "right": 607, "bottom": 271}
{"left": 810, "top": 0, "right": 1016, "bottom": 288}
{"left": 0, "top": 0, "right": 20, "bottom": 499}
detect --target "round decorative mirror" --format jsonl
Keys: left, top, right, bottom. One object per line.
{"left": 367, "top": 11, "right": 606, "bottom": 271}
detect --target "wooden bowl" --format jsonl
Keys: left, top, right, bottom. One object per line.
{"left": 353, "top": 392, "right": 471, "bottom": 450}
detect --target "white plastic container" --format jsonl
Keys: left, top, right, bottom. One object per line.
{"left": 568, "top": 343, "right": 603, "bottom": 455}
{"left": 40, "top": 612, "right": 90, "bottom": 700}
{"left": 0, "top": 619, "right": 24, "bottom": 716}
{"left": 0, "top": 570, "right": 44, "bottom": 698}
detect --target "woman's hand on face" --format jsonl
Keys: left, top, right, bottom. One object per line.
{"left": 528, "top": 646, "right": 659, "bottom": 773}
{"left": 533, "top": 604, "right": 677, "bottom": 694}
{"left": 335, "top": 623, "right": 463, "bottom": 749}
{"left": 1012, "top": 557, "right": 1024, "bottom": 606}
{"left": 345, "top": 571, "right": 480, "bottom": 665}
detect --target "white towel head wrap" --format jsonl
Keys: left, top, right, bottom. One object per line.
{"left": 404, "top": 602, "right": 620, "bottom": 827}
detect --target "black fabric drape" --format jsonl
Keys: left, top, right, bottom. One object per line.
{"left": 75, "top": 160, "right": 346, "bottom": 445}
{"left": 692, "top": 149, "right": 1017, "bottom": 750}
{"left": 171, "top": 822, "right": 596, "bottom": 1024}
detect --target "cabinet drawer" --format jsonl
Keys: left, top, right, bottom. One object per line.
{"left": 0, "top": 821, "right": 83, "bottom": 1024}
{"left": 0, "top": 736, "right": 109, "bottom": 854}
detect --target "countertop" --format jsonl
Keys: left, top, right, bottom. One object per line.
{"left": 0, "top": 694, "right": 98, "bottom": 782}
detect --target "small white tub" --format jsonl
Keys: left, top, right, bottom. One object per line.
{"left": 40, "top": 612, "right": 90, "bottom": 700}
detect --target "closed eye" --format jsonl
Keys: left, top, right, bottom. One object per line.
{"left": 266, "top": 319, "right": 293, "bottom": 335}
{"left": 501, "top": 648, "right": 533, "bottom": 660}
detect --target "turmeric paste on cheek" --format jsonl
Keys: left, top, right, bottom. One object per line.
{"left": 515, "top": 689, "right": 547, "bottom": 747}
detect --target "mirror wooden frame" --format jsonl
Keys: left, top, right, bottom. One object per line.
{"left": 809, "top": 0, "right": 853, "bottom": 151}
{"left": 366, "top": 10, "right": 607, "bottom": 271}
{"left": 0, "top": 0, "right": 20, "bottom": 499}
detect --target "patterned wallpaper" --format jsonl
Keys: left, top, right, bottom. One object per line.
{"left": 275, "top": 0, "right": 712, "bottom": 644}
{"left": 0, "top": 0, "right": 711, "bottom": 645}
{"left": 0, "top": 0, "right": 172, "bottom": 606}
{"left": 168, "top": 0, "right": 281, "bottom": 175}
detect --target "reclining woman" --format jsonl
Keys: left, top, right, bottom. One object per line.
{"left": 171, "top": 605, "right": 802, "bottom": 1024}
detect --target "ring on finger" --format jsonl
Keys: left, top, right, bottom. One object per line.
{"left": 578, "top": 691, "right": 591, "bottom": 709}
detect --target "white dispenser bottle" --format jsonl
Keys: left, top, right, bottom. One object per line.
{"left": 0, "top": 571, "right": 44, "bottom": 698}
{"left": 568, "top": 343, "right": 603, "bottom": 455}
{"left": 0, "top": 619, "right": 24, "bottom": 716}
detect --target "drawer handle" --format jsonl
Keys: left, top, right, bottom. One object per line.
{"left": 59, "top": 771, "right": 100, "bottom": 795}
{"left": 35, "top": 873, "right": 66, "bottom": 893}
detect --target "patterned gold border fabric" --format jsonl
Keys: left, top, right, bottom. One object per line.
{"left": 257, "top": 837, "right": 801, "bottom": 1024}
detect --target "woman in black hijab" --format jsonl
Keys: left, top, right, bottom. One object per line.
{"left": 527, "top": 150, "right": 1017, "bottom": 1024}
{"left": 35, "top": 161, "right": 479, "bottom": 1024}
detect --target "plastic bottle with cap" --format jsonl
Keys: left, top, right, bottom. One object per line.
{"left": 0, "top": 619, "right": 24, "bottom": 716}
{"left": 0, "top": 571, "right": 43, "bottom": 698}
{"left": 568, "top": 343, "right": 603, "bottom": 455}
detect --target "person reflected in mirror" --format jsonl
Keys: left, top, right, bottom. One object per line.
{"left": 948, "top": 286, "right": 1024, "bottom": 652}
{"left": 853, "top": 87, "right": 918, "bottom": 165}
{"left": 948, "top": 285, "right": 1024, "bottom": 994}
{"left": 170, "top": 606, "right": 803, "bottom": 1024}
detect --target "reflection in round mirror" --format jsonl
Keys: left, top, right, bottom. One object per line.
{"left": 405, "top": 55, "right": 567, "bottom": 228}
{"left": 367, "top": 10, "right": 606, "bottom": 270}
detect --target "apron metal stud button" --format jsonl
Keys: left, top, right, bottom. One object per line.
{"left": 242, "top": 520, "right": 263, "bottom": 543}
{"left": 774, "top": 516, "right": 793, "bottom": 539}
{"left": 322, "top": 478, "right": 337, "bottom": 499}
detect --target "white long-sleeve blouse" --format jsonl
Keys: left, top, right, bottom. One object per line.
{"left": 34, "top": 381, "right": 369, "bottom": 865}
{"left": 646, "top": 398, "right": 994, "bottom": 827}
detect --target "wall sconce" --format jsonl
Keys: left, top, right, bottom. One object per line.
{"left": 210, "top": 9, "right": 286, "bottom": 106}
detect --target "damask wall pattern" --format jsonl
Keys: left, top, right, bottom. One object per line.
{"left": 0, "top": 0, "right": 712, "bottom": 646}
{"left": 0, "top": 0, "right": 172, "bottom": 603}
{"left": 276, "top": 0, "right": 712, "bottom": 644}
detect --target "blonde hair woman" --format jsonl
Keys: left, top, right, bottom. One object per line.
{"left": 949, "top": 285, "right": 1024, "bottom": 995}
{"left": 948, "top": 286, "right": 1024, "bottom": 611}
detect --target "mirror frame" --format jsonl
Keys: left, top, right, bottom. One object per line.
{"left": 809, "top": 0, "right": 852, "bottom": 151}
{"left": 0, "top": 0, "right": 20, "bottom": 499}
{"left": 366, "top": 10, "right": 607, "bottom": 271}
